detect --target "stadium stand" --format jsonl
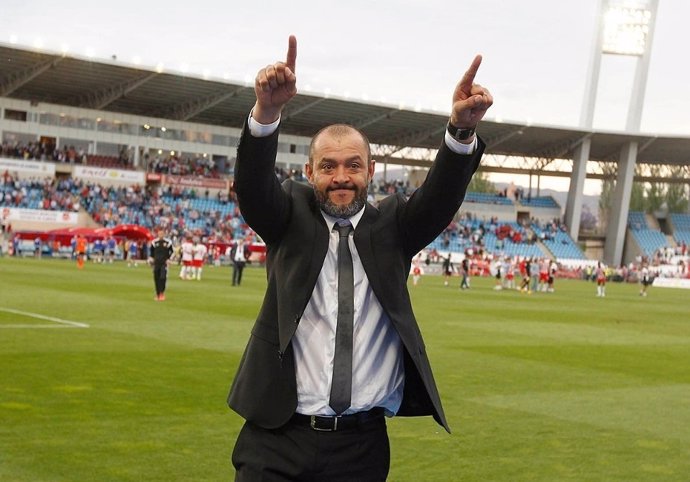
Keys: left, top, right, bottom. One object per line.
{"left": 428, "top": 216, "right": 546, "bottom": 259}
{"left": 627, "top": 211, "right": 648, "bottom": 230}
{"left": 518, "top": 196, "right": 559, "bottom": 208}
{"left": 464, "top": 192, "right": 514, "bottom": 205}
{"left": 670, "top": 213, "right": 690, "bottom": 231}
{"left": 531, "top": 223, "right": 586, "bottom": 260}
{"left": 87, "top": 154, "right": 133, "bottom": 170}
{"left": 627, "top": 211, "right": 669, "bottom": 257}
{"left": 670, "top": 213, "right": 690, "bottom": 247}
{"left": 482, "top": 231, "right": 545, "bottom": 258}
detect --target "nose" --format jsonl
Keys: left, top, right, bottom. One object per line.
{"left": 332, "top": 166, "right": 350, "bottom": 184}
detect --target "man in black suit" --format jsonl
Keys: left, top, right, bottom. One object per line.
{"left": 228, "top": 35, "right": 492, "bottom": 481}
{"left": 230, "top": 238, "right": 249, "bottom": 286}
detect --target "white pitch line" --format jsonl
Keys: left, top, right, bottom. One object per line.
{"left": 0, "top": 308, "right": 89, "bottom": 328}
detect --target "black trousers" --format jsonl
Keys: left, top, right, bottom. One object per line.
{"left": 153, "top": 264, "right": 167, "bottom": 295}
{"left": 232, "top": 261, "right": 246, "bottom": 286}
{"left": 232, "top": 417, "right": 389, "bottom": 481}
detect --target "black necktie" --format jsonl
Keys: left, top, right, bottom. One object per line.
{"left": 330, "top": 222, "right": 354, "bottom": 415}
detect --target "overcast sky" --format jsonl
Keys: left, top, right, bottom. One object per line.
{"left": 3, "top": 0, "right": 689, "bottom": 193}
{"left": 4, "top": 0, "right": 689, "bottom": 133}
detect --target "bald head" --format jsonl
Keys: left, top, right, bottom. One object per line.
{"left": 308, "top": 124, "right": 371, "bottom": 168}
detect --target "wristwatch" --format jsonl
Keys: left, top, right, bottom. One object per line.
{"left": 446, "top": 122, "right": 475, "bottom": 141}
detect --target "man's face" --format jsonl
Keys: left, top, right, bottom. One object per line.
{"left": 305, "top": 130, "right": 375, "bottom": 218}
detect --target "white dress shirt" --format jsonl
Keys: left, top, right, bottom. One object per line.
{"left": 292, "top": 209, "right": 404, "bottom": 416}
{"left": 234, "top": 243, "right": 245, "bottom": 262}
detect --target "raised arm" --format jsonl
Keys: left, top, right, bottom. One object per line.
{"left": 449, "top": 55, "right": 493, "bottom": 143}
{"left": 235, "top": 36, "right": 299, "bottom": 244}
{"left": 399, "top": 56, "right": 493, "bottom": 255}
{"left": 252, "top": 35, "right": 298, "bottom": 124}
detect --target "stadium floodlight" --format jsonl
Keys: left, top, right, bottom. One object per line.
{"left": 602, "top": 2, "right": 652, "bottom": 56}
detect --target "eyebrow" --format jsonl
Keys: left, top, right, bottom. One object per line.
{"left": 317, "top": 155, "right": 365, "bottom": 166}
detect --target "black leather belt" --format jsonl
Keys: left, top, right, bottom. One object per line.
{"left": 290, "top": 407, "right": 385, "bottom": 432}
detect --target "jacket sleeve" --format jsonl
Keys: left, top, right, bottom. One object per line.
{"left": 398, "top": 137, "right": 485, "bottom": 257}
{"left": 233, "top": 120, "right": 291, "bottom": 244}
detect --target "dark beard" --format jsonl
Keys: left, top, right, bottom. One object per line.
{"left": 314, "top": 186, "right": 367, "bottom": 218}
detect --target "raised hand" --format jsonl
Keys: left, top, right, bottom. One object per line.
{"left": 450, "top": 55, "right": 493, "bottom": 129}
{"left": 253, "top": 35, "right": 298, "bottom": 124}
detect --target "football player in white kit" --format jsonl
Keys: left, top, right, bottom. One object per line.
{"left": 180, "top": 236, "right": 195, "bottom": 280}
{"left": 192, "top": 238, "right": 208, "bottom": 280}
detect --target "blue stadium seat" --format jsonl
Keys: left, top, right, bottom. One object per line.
{"left": 519, "top": 196, "right": 559, "bottom": 208}
{"left": 631, "top": 229, "right": 668, "bottom": 257}
{"left": 627, "top": 211, "right": 648, "bottom": 230}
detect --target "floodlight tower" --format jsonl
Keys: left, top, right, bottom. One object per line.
{"left": 564, "top": 0, "right": 659, "bottom": 267}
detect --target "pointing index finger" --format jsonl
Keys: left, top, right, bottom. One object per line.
{"left": 286, "top": 35, "right": 297, "bottom": 74}
{"left": 459, "top": 54, "right": 482, "bottom": 92}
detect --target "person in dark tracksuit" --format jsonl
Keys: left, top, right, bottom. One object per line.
{"left": 148, "top": 229, "right": 174, "bottom": 301}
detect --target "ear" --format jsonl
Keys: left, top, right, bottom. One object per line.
{"left": 368, "top": 159, "right": 375, "bottom": 183}
{"left": 305, "top": 161, "right": 314, "bottom": 184}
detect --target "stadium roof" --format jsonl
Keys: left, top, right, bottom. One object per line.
{"left": 2, "top": 44, "right": 690, "bottom": 167}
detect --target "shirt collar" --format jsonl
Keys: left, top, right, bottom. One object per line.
{"left": 321, "top": 206, "right": 365, "bottom": 232}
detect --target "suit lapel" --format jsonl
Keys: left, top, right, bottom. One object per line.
{"left": 278, "top": 196, "right": 330, "bottom": 354}
{"left": 353, "top": 203, "right": 383, "bottom": 299}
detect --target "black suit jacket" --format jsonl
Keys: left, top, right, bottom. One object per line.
{"left": 227, "top": 121, "right": 484, "bottom": 433}
{"left": 230, "top": 243, "right": 249, "bottom": 263}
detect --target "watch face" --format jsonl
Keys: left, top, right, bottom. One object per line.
{"left": 447, "top": 122, "right": 474, "bottom": 140}
{"left": 457, "top": 128, "right": 474, "bottom": 140}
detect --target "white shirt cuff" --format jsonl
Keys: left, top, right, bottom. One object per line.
{"left": 444, "top": 132, "right": 477, "bottom": 155}
{"left": 248, "top": 113, "right": 280, "bottom": 137}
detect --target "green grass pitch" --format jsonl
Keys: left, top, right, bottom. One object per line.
{"left": 1, "top": 257, "right": 689, "bottom": 481}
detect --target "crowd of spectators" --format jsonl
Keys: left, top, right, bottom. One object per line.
{"left": 274, "top": 167, "right": 307, "bottom": 183}
{"left": 1, "top": 141, "right": 231, "bottom": 177}
{"left": 1, "top": 173, "right": 80, "bottom": 211}
{"left": 146, "top": 153, "right": 225, "bottom": 178}
{"left": 370, "top": 178, "right": 413, "bottom": 196}
{"left": 1, "top": 140, "right": 88, "bottom": 164}
{"left": 531, "top": 217, "right": 569, "bottom": 241}
{"left": 439, "top": 213, "right": 533, "bottom": 249}
{"left": 4, "top": 164, "right": 689, "bottom": 278}
{"left": 0, "top": 172, "right": 252, "bottom": 246}
{"left": 650, "top": 244, "right": 688, "bottom": 264}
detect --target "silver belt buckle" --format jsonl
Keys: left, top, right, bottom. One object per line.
{"left": 310, "top": 415, "right": 338, "bottom": 431}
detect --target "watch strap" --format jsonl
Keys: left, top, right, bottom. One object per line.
{"left": 446, "top": 122, "right": 475, "bottom": 141}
